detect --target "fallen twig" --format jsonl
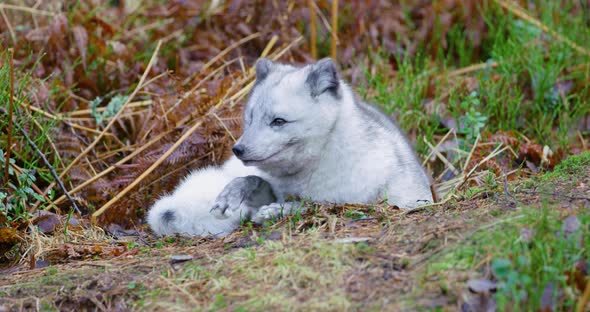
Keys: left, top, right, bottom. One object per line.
{"left": 577, "top": 280, "right": 590, "bottom": 312}
{"left": 0, "top": 3, "right": 56, "bottom": 16}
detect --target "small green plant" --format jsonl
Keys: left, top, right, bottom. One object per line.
{"left": 89, "top": 94, "right": 128, "bottom": 126}
{"left": 0, "top": 152, "right": 45, "bottom": 221}
{"left": 255, "top": 236, "right": 265, "bottom": 245}
{"left": 45, "top": 267, "right": 58, "bottom": 275}
{"left": 127, "top": 281, "right": 137, "bottom": 290}
{"left": 0, "top": 51, "right": 61, "bottom": 221}
{"left": 482, "top": 170, "right": 498, "bottom": 190}
{"left": 212, "top": 293, "right": 228, "bottom": 310}
{"left": 344, "top": 209, "right": 367, "bottom": 220}
{"left": 458, "top": 91, "right": 487, "bottom": 148}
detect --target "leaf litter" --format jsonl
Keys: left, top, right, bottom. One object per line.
{"left": 0, "top": 0, "right": 588, "bottom": 310}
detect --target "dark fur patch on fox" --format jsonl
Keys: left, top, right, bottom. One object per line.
{"left": 161, "top": 210, "right": 175, "bottom": 224}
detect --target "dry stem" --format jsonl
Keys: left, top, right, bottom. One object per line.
{"left": 330, "top": 0, "right": 338, "bottom": 61}
{"left": 309, "top": 0, "right": 317, "bottom": 59}
{"left": 58, "top": 40, "right": 163, "bottom": 180}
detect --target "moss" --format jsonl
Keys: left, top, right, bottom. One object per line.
{"left": 543, "top": 151, "right": 590, "bottom": 181}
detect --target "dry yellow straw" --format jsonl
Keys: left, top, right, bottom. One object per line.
{"left": 330, "top": 0, "right": 338, "bottom": 61}
{"left": 59, "top": 40, "right": 163, "bottom": 180}
{"left": 309, "top": 0, "right": 317, "bottom": 59}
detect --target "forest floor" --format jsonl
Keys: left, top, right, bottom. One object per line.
{"left": 0, "top": 1, "right": 589, "bottom": 311}
{"left": 1, "top": 152, "right": 588, "bottom": 311}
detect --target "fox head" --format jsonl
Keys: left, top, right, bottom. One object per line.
{"left": 233, "top": 58, "right": 344, "bottom": 176}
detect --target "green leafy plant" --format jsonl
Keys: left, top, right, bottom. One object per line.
{"left": 89, "top": 94, "right": 128, "bottom": 126}
{"left": 0, "top": 149, "right": 45, "bottom": 221}
{"left": 458, "top": 91, "right": 487, "bottom": 148}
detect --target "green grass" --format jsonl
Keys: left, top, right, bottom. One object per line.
{"left": 0, "top": 51, "right": 60, "bottom": 221}
{"left": 357, "top": 0, "right": 590, "bottom": 158}
{"left": 137, "top": 237, "right": 356, "bottom": 311}
{"left": 428, "top": 206, "right": 587, "bottom": 311}
{"left": 423, "top": 153, "right": 590, "bottom": 311}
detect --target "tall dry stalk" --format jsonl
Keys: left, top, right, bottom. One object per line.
{"left": 330, "top": 0, "right": 338, "bottom": 61}
{"left": 309, "top": 0, "right": 317, "bottom": 59}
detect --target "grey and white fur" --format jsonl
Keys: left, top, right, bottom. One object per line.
{"left": 147, "top": 58, "right": 433, "bottom": 236}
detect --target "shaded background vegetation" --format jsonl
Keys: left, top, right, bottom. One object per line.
{"left": 0, "top": 0, "right": 588, "bottom": 234}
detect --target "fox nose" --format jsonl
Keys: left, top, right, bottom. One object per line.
{"left": 232, "top": 144, "right": 245, "bottom": 157}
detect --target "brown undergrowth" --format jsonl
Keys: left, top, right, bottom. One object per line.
{"left": 2, "top": 0, "right": 576, "bottom": 231}
{"left": 0, "top": 0, "right": 589, "bottom": 310}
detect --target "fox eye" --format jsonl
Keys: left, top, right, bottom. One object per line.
{"left": 270, "top": 118, "right": 287, "bottom": 127}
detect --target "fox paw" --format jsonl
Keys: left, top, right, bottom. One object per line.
{"left": 210, "top": 189, "right": 243, "bottom": 219}
{"left": 210, "top": 176, "right": 257, "bottom": 219}
{"left": 251, "top": 203, "right": 285, "bottom": 224}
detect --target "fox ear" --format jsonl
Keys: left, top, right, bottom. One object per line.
{"left": 306, "top": 58, "right": 340, "bottom": 98}
{"left": 255, "top": 58, "right": 273, "bottom": 81}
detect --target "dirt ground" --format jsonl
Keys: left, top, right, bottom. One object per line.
{"left": 1, "top": 158, "right": 588, "bottom": 311}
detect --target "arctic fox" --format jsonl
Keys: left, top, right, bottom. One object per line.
{"left": 148, "top": 58, "right": 433, "bottom": 236}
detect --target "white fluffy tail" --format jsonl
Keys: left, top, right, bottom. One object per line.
{"left": 147, "top": 157, "right": 259, "bottom": 236}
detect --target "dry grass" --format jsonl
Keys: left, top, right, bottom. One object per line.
{"left": 1, "top": 1, "right": 589, "bottom": 310}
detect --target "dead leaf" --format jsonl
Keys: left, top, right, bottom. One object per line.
{"left": 520, "top": 228, "right": 535, "bottom": 244}
{"left": 467, "top": 278, "right": 497, "bottom": 293}
{"left": 72, "top": 25, "right": 89, "bottom": 69}
{"left": 461, "top": 279, "right": 497, "bottom": 312}
{"left": 0, "top": 227, "right": 20, "bottom": 257}
{"left": 106, "top": 223, "right": 140, "bottom": 238}
{"left": 565, "top": 259, "right": 589, "bottom": 292}
{"left": 562, "top": 215, "right": 581, "bottom": 239}
{"left": 32, "top": 211, "right": 61, "bottom": 234}
{"left": 46, "top": 243, "right": 136, "bottom": 262}
{"left": 35, "top": 260, "right": 50, "bottom": 269}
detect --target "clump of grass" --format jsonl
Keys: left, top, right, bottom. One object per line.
{"left": 0, "top": 51, "right": 59, "bottom": 222}
{"left": 359, "top": 0, "right": 589, "bottom": 162}
{"left": 490, "top": 210, "right": 587, "bottom": 310}
{"left": 480, "top": 1, "right": 590, "bottom": 148}
{"left": 357, "top": 49, "right": 440, "bottom": 156}
{"left": 425, "top": 203, "right": 588, "bottom": 311}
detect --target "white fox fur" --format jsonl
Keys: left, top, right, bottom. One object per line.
{"left": 148, "top": 58, "right": 433, "bottom": 236}
{"left": 147, "top": 157, "right": 260, "bottom": 236}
